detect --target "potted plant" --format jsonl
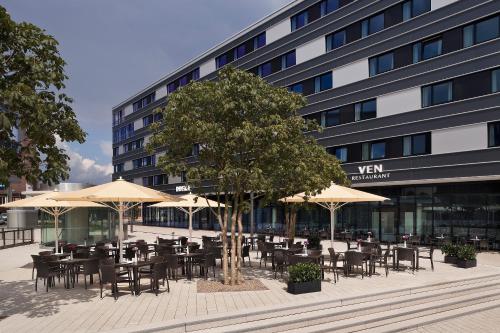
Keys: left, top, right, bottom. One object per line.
{"left": 456, "top": 245, "right": 477, "bottom": 268}
{"left": 441, "top": 243, "right": 458, "bottom": 264}
{"left": 287, "top": 263, "right": 321, "bottom": 294}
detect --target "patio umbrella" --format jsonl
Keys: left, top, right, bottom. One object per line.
{"left": 1, "top": 190, "right": 104, "bottom": 253}
{"left": 55, "top": 177, "right": 182, "bottom": 261}
{"left": 280, "top": 182, "right": 388, "bottom": 247}
{"left": 150, "top": 193, "right": 226, "bottom": 242}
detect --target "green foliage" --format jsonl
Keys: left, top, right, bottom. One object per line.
{"left": 457, "top": 245, "right": 476, "bottom": 261}
{"left": 148, "top": 66, "right": 346, "bottom": 200}
{"left": 307, "top": 234, "right": 321, "bottom": 249}
{"left": 441, "top": 243, "right": 458, "bottom": 257}
{"left": 288, "top": 263, "right": 321, "bottom": 283}
{"left": 0, "top": 6, "right": 85, "bottom": 186}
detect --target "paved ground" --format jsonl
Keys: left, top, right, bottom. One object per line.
{"left": 0, "top": 226, "right": 500, "bottom": 333}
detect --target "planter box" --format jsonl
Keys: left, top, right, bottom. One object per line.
{"left": 444, "top": 255, "right": 457, "bottom": 264}
{"left": 287, "top": 280, "right": 321, "bottom": 294}
{"left": 456, "top": 259, "right": 477, "bottom": 268}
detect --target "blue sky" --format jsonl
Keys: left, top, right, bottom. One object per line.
{"left": 3, "top": 0, "right": 292, "bottom": 184}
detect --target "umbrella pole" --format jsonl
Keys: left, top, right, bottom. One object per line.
{"left": 54, "top": 209, "right": 59, "bottom": 253}
{"left": 330, "top": 204, "right": 335, "bottom": 249}
{"left": 189, "top": 206, "right": 193, "bottom": 243}
{"left": 119, "top": 202, "right": 124, "bottom": 262}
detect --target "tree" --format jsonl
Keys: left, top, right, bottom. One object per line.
{"left": 0, "top": 6, "right": 86, "bottom": 186}
{"left": 149, "top": 66, "right": 346, "bottom": 285}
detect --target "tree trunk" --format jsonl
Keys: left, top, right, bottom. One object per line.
{"left": 236, "top": 207, "right": 244, "bottom": 284}
{"left": 230, "top": 197, "right": 238, "bottom": 285}
{"left": 219, "top": 201, "right": 229, "bottom": 285}
{"left": 285, "top": 206, "right": 297, "bottom": 240}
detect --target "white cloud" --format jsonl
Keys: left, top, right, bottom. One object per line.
{"left": 56, "top": 138, "right": 113, "bottom": 185}
{"left": 99, "top": 140, "right": 113, "bottom": 158}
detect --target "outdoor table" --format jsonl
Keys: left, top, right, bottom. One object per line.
{"left": 57, "top": 257, "right": 96, "bottom": 289}
{"left": 392, "top": 245, "right": 419, "bottom": 270}
{"left": 246, "top": 236, "right": 258, "bottom": 250}
{"left": 178, "top": 252, "right": 203, "bottom": 280}
{"left": 116, "top": 260, "right": 152, "bottom": 295}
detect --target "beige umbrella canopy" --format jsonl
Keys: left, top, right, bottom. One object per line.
{"left": 1, "top": 191, "right": 104, "bottom": 252}
{"left": 55, "top": 177, "right": 182, "bottom": 261}
{"left": 280, "top": 183, "right": 388, "bottom": 247}
{"left": 150, "top": 193, "right": 226, "bottom": 242}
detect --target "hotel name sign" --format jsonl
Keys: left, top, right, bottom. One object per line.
{"left": 350, "top": 164, "right": 391, "bottom": 181}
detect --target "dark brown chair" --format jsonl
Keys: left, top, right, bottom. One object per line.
{"left": 149, "top": 261, "right": 169, "bottom": 295}
{"left": 479, "top": 239, "right": 489, "bottom": 252}
{"left": 257, "top": 241, "right": 269, "bottom": 267}
{"left": 396, "top": 247, "right": 416, "bottom": 272}
{"left": 39, "top": 251, "right": 53, "bottom": 256}
{"left": 179, "top": 237, "right": 188, "bottom": 246}
{"left": 31, "top": 254, "right": 43, "bottom": 280}
{"left": 77, "top": 259, "right": 100, "bottom": 289}
{"left": 199, "top": 253, "right": 217, "bottom": 279}
{"left": 417, "top": 246, "right": 434, "bottom": 271}
{"left": 165, "top": 254, "right": 183, "bottom": 281}
{"left": 344, "top": 251, "right": 367, "bottom": 278}
{"left": 242, "top": 245, "right": 251, "bottom": 267}
{"left": 322, "top": 248, "right": 342, "bottom": 283}
{"left": 99, "top": 264, "right": 133, "bottom": 299}
{"left": 34, "top": 260, "right": 62, "bottom": 292}
{"left": 273, "top": 249, "right": 287, "bottom": 279}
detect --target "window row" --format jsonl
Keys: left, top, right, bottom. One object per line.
{"left": 368, "top": 14, "right": 500, "bottom": 77}
{"left": 287, "top": 71, "right": 333, "bottom": 95}
{"left": 143, "top": 174, "right": 168, "bottom": 187}
{"left": 167, "top": 67, "right": 200, "bottom": 94}
{"left": 132, "top": 92, "right": 156, "bottom": 113}
{"left": 327, "top": 132, "right": 431, "bottom": 163}
{"left": 303, "top": 98, "right": 376, "bottom": 128}
{"left": 291, "top": 0, "right": 351, "bottom": 32}
{"left": 112, "top": 109, "right": 123, "bottom": 127}
{"left": 143, "top": 112, "right": 163, "bottom": 127}
{"left": 488, "top": 121, "right": 500, "bottom": 148}
{"left": 216, "top": 32, "right": 266, "bottom": 69}
{"left": 325, "top": 0, "right": 431, "bottom": 52}
{"left": 250, "top": 50, "right": 297, "bottom": 78}
{"left": 132, "top": 155, "right": 156, "bottom": 169}
{"left": 114, "top": 163, "right": 124, "bottom": 173}
{"left": 123, "top": 138, "right": 144, "bottom": 154}
{"left": 113, "top": 123, "right": 134, "bottom": 143}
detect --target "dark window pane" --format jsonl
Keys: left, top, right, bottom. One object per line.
{"left": 179, "top": 75, "right": 188, "bottom": 87}
{"left": 412, "top": 134, "right": 427, "bottom": 155}
{"left": 489, "top": 122, "right": 500, "bottom": 147}
{"left": 192, "top": 68, "right": 200, "bottom": 80}
{"left": 291, "top": 11, "right": 308, "bottom": 31}
{"left": 363, "top": 13, "right": 384, "bottom": 37}
{"left": 421, "top": 38, "right": 442, "bottom": 60}
{"left": 324, "top": 109, "right": 340, "bottom": 127}
{"left": 315, "top": 72, "right": 332, "bottom": 93}
{"left": 282, "top": 50, "right": 296, "bottom": 69}
{"left": 475, "top": 16, "right": 500, "bottom": 44}
{"left": 327, "top": 30, "right": 346, "bottom": 51}
{"left": 492, "top": 69, "right": 500, "bottom": 93}
{"left": 356, "top": 99, "right": 377, "bottom": 120}
{"left": 321, "top": 0, "right": 340, "bottom": 16}
{"left": 235, "top": 44, "right": 246, "bottom": 59}
{"left": 371, "top": 142, "right": 386, "bottom": 159}
{"left": 216, "top": 54, "right": 227, "bottom": 68}
{"left": 254, "top": 32, "right": 266, "bottom": 49}
{"left": 258, "top": 62, "right": 272, "bottom": 77}
{"left": 167, "top": 82, "right": 177, "bottom": 94}
{"left": 413, "top": 0, "right": 431, "bottom": 17}
{"left": 432, "top": 82, "right": 452, "bottom": 105}
{"left": 289, "top": 83, "right": 303, "bottom": 94}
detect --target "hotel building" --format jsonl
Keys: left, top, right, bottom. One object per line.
{"left": 112, "top": 0, "right": 500, "bottom": 245}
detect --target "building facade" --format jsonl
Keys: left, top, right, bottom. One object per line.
{"left": 112, "top": 0, "right": 500, "bottom": 244}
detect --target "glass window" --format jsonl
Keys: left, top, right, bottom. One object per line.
{"left": 112, "top": 147, "right": 119, "bottom": 157}
{"left": 142, "top": 176, "right": 153, "bottom": 187}
{"left": 254, "top": 32, "right": 266, "bottom": 49}
{"left": 488, "top": 121, "right": 500, "bottom": 147}
{"left": 288, "top": 83, "right": 303, "bottom": 94}
{"left": 493, "top": 69, "right": 500, "bottom": 93}
{"left": 113, "top": 110, "right": 123, "bottom": 126}
{"left": 413, "top": 37, "right": 443, "bottom": 63}
{"left": 403, "top": 0, "right": 431, "bottom": 21}
{"left": 463, "top": 15, "right": 500, "bottom": 48}
{"left": 179, "top": 75, "right": 189, "bottom": 87}
{"left": 216, "top": 54, "right": 228, "bottom": 69}
{"left": 321, "top": 0, "right": 340, "bottom": 16}
{"left": 291, "top": 10, "right": 308, "bottom": 31}
{"left": 114, "top": 163, "right": 124, "bottom": 173}
{"left": 143, "top": 115, "right": 153, "bottom": 127}
{"left": 369, "top": 52, "right": 394, "bottom": 76}
{"left": 234, "top": 44, "right": 246, "bottom": 59}
{"left": 192, "top": 68, "right": 200, "bottom": 81}
{"left": 322, "top": 109, "right": 340, "bottom": 127}
{"left": 361, "top": 13, "right": 384, "bottom": 37}
{"left": 314, "top": 72, "right": 333, "bottom": 93}
{"left": 326, "top": 30, "right": 346, "bottom": 51}
{"left": 355, "top": 99, "right": 377, "bottom": 121}
{"left": 422, "top": 81, "right": 453, "bottom": 107}
{"left": 362, "top": 141, "right": 386, "bottom": 160}
{"left": 403, "top": 133, "right": 429, "bottom": 156}
{"left": 282, "top": 50, "right": 296, "bottom": 69}
{"left": 167, "top": 82, "right": 177, "bottom": 94}
{"left": 258, "top": 62, "right": 272, "bottom": 77}
{"left": 329, "top": 146, "right": 348, "bottom": 162}
{"left": 153, "top": 174, "right": 167, "bottom": 186}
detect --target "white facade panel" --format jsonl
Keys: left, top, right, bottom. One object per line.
{"left": 133, "top": 118, "right": 143, "bottom": 131}
{"left": 296, "top": 37, "right": 325, "bottom": 64}
{"left": 266, "top": 19, "right": 290, "bottom": 44}
{"left": 124, "top": 160, "right": 133, "bottom": 171}
{"left": 431, "top": 0, "right": 458, "bottom": 11}
{"left": 155, "top": 85, "right": 167, "bottom": 100}
{"left": 377, "top": 87, "right": 421, "bottom": 118}
{"left": 199, "top": 59, "right": 216, "bottom": 78}
{"left": 332, "top": 59, "right": 369, "bottom": 88}
{"left": 432, "top": 123, "right": 488, "bottom": 154}
{"left": 123, "top": 104, "right": 133, "bottom": 117}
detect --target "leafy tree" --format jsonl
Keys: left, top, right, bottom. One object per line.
{"left": 0, "top": 6, "right": 85, "bottom": 186}
{"left": 149, "top": 66, "right": 346, "bottom": 285}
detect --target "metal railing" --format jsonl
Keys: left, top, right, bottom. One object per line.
{"left": 0, "top": 228, "right": 34, "bottom": 249}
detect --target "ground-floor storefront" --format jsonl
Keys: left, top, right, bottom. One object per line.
{"left": 143, "top": 181, "right": 500, "bottom": 248}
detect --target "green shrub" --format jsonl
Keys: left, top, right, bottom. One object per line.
{"left": 441, "top": 243, "right": 458, "bottom": 257}
{"left": 288, "top": 263, "right": 321, "bottom": 283}
{"left": 457, "top": 245, "right": 476, "bottom": 261}
{"left": 307, "top": 235, "right": 321, "bottom": 249}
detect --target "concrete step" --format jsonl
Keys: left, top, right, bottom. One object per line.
{"left": 106, "top": 273, "right": 500, "bottom": 333}
{"left": 199, "top": 277, "right": 500, "bottom": 333}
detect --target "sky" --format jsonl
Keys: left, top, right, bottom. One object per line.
{"left": 3, "top": 0, "right": 293, "bottom": 184}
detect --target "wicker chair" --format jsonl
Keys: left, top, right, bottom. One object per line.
{"left": 165, "top": 254, "right": 183, "bottom": 281}
{"left": 242, "top": 245, "right": 251, "bottom": 267}
{"left": 149, "top": 261, "right": 169, "bottom": 295}
{"left": 321, "top": 248, "right": 342, "bottom": 283}
{"left": 99, "top": 264, "right": 133, "bottom": 299}
{"left": 257, "top": 241, "right": 269, "bottom": 267}
{"left": 273, "top": 249, "right": 287, "bottom": 279}
{"left": 417, "top": 246, "right": 434, "bottom": 271}
{"left": 34, "top": 260, "right": 62, "bottom": 292}
{"left": 344, "top": 251, "right": 367, "bottom": 278}
{"left": 77, "top": 259, "right": 100, "bottom": 289}
{"left": 396, "top": 247, "right": 416, "bottom": 272}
